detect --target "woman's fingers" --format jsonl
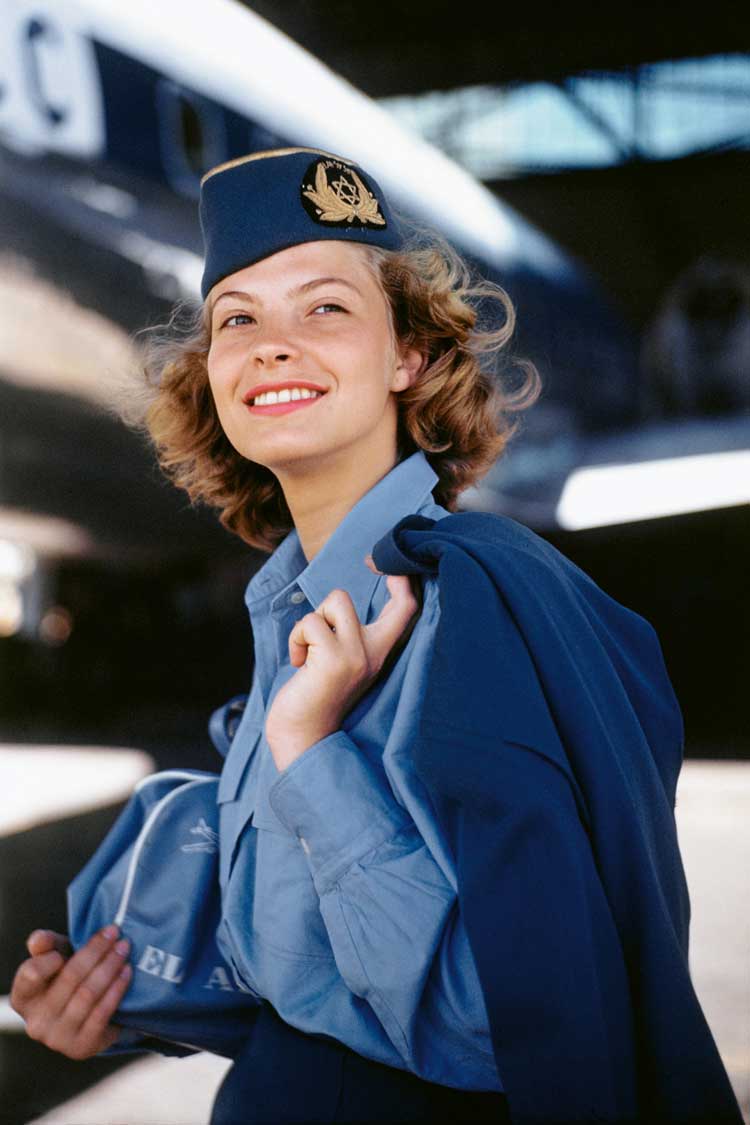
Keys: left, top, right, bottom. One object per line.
{"left": 288, "top": 591, "right": 365, "bottom": 668}
{"left": 14, "top": 925, "right": 133, "bottom": 1060}
{"left": 82, "top": 968, "right": 132, "bottom": 1051}
{"left": 364, "top": 575, "right": 419, "bottom": 665}
{"left": 292, "top": 577, "right": 418, "bottom": 682}
{"left": 57, "top": 943, "right": 130, "bottom": 1035}
{"left": 46, "top": 930, "right": 128, "bottom": 1022}
{"left": 11, "top": 950, "right": 65, "bottom": 1009}
{"left": 316, "top": 589, "right": 366, "bottom": 649}
{"left": 26, "top": 930, "right": 72, "bottom": 958}
{"left": 57, "top": 963, "right": 132, "bottom": 1060}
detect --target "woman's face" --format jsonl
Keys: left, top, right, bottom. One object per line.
{"left": 206, "top": 241, "right": 420, "bottom": 479}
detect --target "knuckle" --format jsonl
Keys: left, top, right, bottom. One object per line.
{"left": 99, "top": 949, "right": 122, "bottom": 977}
{"left": 75, "top": 981, "right": 98, "bottom": 1009}
{"left": 57, "top": 966, "right": 78, "bottom": 995}
{"left": 84, "top": 932, "right": 108, "bottom": 958}
{"left": 48, "top": 950, "right": 64, "bottom": 974}
{"left": 25, "top": 1014, "right": 45, "bottom": 1042}
{"left": 21, "top": 960, "right": 40, "bottom": 985}
{"left": 60, "top": 956, "right": 87, "bottom": 989}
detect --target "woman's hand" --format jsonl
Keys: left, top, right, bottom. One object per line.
{"left": 10, "top": 925, "right": 132, "bottom": 1060}
{"left": 265, "top": 556, "right": 419, "bottom": 771}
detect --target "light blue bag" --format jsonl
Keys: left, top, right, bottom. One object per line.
{"left": 67, "top": 769, "right": 260, "bottom": 1057}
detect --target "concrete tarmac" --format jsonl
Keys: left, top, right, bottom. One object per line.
{"left": 21, "top": 759, "right": 750, "bottom": 1125}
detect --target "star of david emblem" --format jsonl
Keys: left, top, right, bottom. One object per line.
{"left": 330, "top": 175, "right": 359, "bottom": 207}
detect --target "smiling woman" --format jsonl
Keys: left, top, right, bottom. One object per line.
{"left": 127, "top": 220, "right": 538, "bottom": 554}
{"left": 12, "top": 146, "right": 739, "bottom": 1125}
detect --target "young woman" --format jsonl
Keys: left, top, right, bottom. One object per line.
{"left": 10, "top": 148, "right": 742, "bottom": 1125}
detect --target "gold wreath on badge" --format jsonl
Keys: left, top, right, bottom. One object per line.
{"left": 302, "top": 161, "right": 386, "bottom": 226}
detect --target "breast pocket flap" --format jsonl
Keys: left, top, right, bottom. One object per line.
{"left": 217, "top": 726, "right": 263, "bottom": 805}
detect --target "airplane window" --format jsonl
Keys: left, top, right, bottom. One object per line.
{"left": 177, "top": 98, "right": 204, "bottom": 178}
{"left": 156, "top": 80, "right": 226, "bottom": 198}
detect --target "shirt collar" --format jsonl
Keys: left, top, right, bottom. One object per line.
{"left": 246, "top": 450, "right": 439, "bottom": 621}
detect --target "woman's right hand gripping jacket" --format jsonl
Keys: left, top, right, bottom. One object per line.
{"left": 10, "top": 925, "right": 132, "bottom": 1059}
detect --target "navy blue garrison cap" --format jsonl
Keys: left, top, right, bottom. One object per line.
{"left": 199, "top": 146, "right": 404, "bottom": 299}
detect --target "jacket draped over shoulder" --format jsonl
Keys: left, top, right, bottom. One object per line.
{"left": 371, "top": 510, "right": 742, "bottom": 1125}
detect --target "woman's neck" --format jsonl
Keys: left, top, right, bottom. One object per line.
{"left": 278, "top": 445, "right": 400, "bottom": 562}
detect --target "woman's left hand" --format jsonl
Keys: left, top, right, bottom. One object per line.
{"left": 265, "top": 558, "right": 418, "bottom": 771}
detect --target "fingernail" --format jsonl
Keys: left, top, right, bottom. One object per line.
{"left": 28, "top": 929, "right": 47, "bottom": 944}
{"left": 115, "top": 939, "right": 129, "bottom": 957}
{"left": 102, "top": 924, "right": 118, "bottom": 940}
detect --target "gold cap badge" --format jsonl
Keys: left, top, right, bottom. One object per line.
{"left": 300, "top": 158, "right": 386, "bottom": 229}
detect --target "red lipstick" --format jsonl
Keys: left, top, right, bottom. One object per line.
{"left": 243, "top": 380, "right": 328, "bottom": 417}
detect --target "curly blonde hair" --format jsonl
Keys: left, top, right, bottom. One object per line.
{"left": 128, "top": 231, "right": 541, "bottom": 552}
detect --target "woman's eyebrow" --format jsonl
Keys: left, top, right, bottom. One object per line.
{"left": 210, "top": 276, "right": 362, "bottom": 314}
{"left": 294, "top": 276, "right": 363, "bottom": 298}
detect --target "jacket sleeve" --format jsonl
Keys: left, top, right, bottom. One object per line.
{"left": 267, "top": 730, "right": 502, "bottom": 1090}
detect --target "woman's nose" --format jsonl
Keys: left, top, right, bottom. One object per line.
{"left": 251, "top": 325, "right": 300, "bottom": 367}
{"left": 253, "top": 343, "right": 294, "bottom": 365}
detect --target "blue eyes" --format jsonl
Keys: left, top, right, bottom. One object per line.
{"left": 220, "top": 304, "right": 345, "bottom": 329}
{"left": 312, "top": 303, "right": 345, "bottom": 315}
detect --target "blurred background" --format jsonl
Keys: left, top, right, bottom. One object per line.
{"left": 0, "top": 1, "right": 748, "bottom": 1121}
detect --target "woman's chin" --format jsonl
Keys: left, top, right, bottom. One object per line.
{"left": 235, "top": 441, "right": 332, "bottom": 474}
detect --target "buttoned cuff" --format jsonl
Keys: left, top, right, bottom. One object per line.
{"left": 268, "top": 731, "right": 411, "bottom": 894}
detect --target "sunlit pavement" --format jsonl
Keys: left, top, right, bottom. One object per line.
{"left": 27, "top": 1051, "right": 233, "bottom": 1125}
{"left": 11, "top": 759, "right": 750, "bottom": 1125}
{"left": 674, "top": 760, "right": 750, "bottom": 1119}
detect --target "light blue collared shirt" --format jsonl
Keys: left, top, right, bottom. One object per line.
{"left": 216, "top": 450, "right": 502, "bottom": 1091}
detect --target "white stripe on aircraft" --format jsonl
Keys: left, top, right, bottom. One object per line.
{"left": 556, "top": 449, "right": 750, "bottom": 529}
{"left": 3, "top": 0, "right": 572, "bottom": 277}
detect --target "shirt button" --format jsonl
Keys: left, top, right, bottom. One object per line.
{"left": 290, "top": 590, "right": 306, "bottom": 605}
{"left": 299, "top": 835, "right": 311, "bottom": 855}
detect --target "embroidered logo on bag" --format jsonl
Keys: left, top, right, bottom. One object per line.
{"left": 300, "top": 158, "right": 386, "bottom": 229}
{"left": 180, "top": 817, "right": 219, "bottom": 854}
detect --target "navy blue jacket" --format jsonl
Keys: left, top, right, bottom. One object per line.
{"left": 370, "top": 510, "right": 742, "bottom": 1125}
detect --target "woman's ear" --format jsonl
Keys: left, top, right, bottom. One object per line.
{"left": 393, "top": 344, "right": 427, "bottom": 392}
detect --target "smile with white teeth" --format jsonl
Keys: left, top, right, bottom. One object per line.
{"left": 251, "top": 387, "right": 323, "bottom": 406}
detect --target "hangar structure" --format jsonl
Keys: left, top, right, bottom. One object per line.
{"left": 241, "top": 3, "right": 745, "bottom": 95}
{"left": 245, "top": 2, "right": 750, "bottom": 329}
